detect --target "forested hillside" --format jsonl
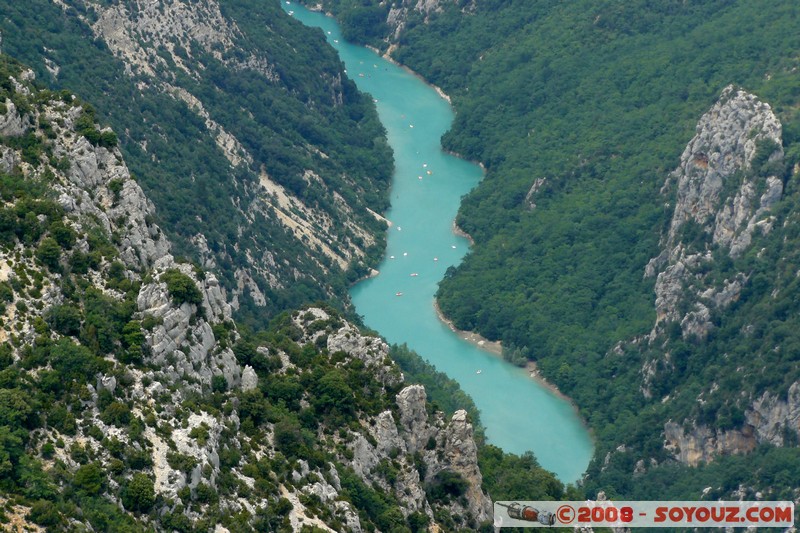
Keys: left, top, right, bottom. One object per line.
{"left": 307, "top": 0, "right": 800, "bottom": 503}
{"left": 0, "top": 0, "right": 393, "bottom": 326}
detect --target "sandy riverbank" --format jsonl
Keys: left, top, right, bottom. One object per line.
{"left": 433, "top": 299, "right": 579, "bottom": 408}
{"left": 451, "top": 220, "right": 474, "bottom": 246}
{"left": 433, "top": 299, "right": 502, "bottom": 355}
{"left": 370, "top": 44, "right": 452, "bottom": 104}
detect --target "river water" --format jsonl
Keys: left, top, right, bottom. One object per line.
{"left": 284, "top": 1, "right": 593, "bottom": 483}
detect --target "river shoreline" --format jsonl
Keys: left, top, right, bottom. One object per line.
{"left": 451, "top": 220, "right": 475, "bottom": 246}
{"left": 433, "top": 299, "right": 576, "bottom": 405}
{"left": 372, "top": 44, "right": 452, "bottom": 104}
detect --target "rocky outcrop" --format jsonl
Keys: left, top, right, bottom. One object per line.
{"left": 745, "top": 382, "right": 800, "bottom": 446}
{"left": 661, "top": 86, "right": 783, "bottom": 253}
{"left": 45, "top": 103, "right": 170, "bottom": 269}
{"left": 137, "top": 256, "right": 240, "bottom": 391}
{"left": 646, "top": 86, "right": 784, "bottom": 343}
{"left": 289, "top": 309, "right": 491, "bottom": 526}
{"left": 382, "top": 0, "right": 472, "bottom": 40}
{"left": 525, "top": 177, "right": 547, "bottom": 209}
{"left": 0, "top": 99, "right": 28, "bottom": 137}
{"left": 327, "top": 322, "right": 403, "bottom": 388}
{"left": 663, "top": 421, "right": 756, "bottom": 467}
{"left": 347, "top": 383, "right": 492, "bottom": 525}
{"left": 628, "top": 87, "right": 800, "bottom": 466}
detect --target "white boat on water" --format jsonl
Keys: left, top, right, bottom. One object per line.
{"left": 476, "top": 370, "right": 482, "bottom": 374}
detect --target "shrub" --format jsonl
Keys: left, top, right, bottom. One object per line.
{"left": 426, "top": 470, "right": 469, "bottom": 504}
{"left": 0, "top": 281, "right": 13, "bottom": 303}
{"left": 36, "top": 237, "right": 61, "bottom": 271}
{"left": 194, "top": 482, "right": 217, "bottom": 504}
{"left": 49, "top": 223, "right": 77, "bottom": 249}
{"left": 46, "top": 304, "right": 82, "bottom": 336}
{"left": 122, "top": 473, "right": 155, "bottom": 513}
{"left": 211, "top": 375, "right": 227, "bottom": 393}
{"left": 108, "top": 179, "right": 124, "bottom": 201}
{"left": 27, "top": 500, "right": 61, "bottom": 528}
{"left": 73, "top": 463, "right": 104, "bottom": 495}
{"left": 100, "top": 401, "right": 131, "bottom": 427}
{"left": 161, "top": 269, "right": 202, "bottom": 307}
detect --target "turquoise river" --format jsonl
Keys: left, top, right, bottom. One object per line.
{"left": 284, "top": 1, "right": 593, "bottom": 483}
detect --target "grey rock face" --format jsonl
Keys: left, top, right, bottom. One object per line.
{"left": 647, "top": 86, "right": 784, "bottom": 342}
{"left": 347, "top": 383, "right": 491, "bottom": 524}
{"left": 326, "top": 322, "right": 403, "bottom": 388}
{"left": 664, "top": 85, "right": 783, "bottom": 250}
{"left": 636, "top": 87, "right": 799, "bottom": 465}
{"left": 663, "top": 421, "right": 756, "bottom": 467}
{"left": 44, "top": 102, "right": 170, "bottom": 269}
{"left": 0, "top": 100, "right": 29, "bottom": 136}
{"left": 240, "top": 365, "right": 258, "bottom": 391}
{"left": 441, "top": 410, "right": 493, "bottom": 521}
{"left": 745, "top": 382, "right": 800, "bottom": 446}
{"left": 524, "top": 177, "right": 547, "bottom": 209}
{"left": 138, "top": 260, "right": 241, "bottom": 391}
{"left": 396, "top": 384, "right": 436, "bottom": 453}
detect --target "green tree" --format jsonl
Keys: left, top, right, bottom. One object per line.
{"left": 161, "top": 269, "right": 203, "bottom": 306}
{"left": 27, "top": 500, "right": 62, "bottom": 528}
{"left": 73, "top": 463, "right": 104, "bottom": 495}
{"left": 122, "top": 473, "right": 156, "bottom": 513}
{"left": 36, "top": 237, "right": 61, "bottom": 271}
{"left": 47, "top": 303, "right": 82, "bottom": 336}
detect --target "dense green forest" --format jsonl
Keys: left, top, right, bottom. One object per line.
{"left": 307, "top": 0, "right": 800, "bottom": 504}
{"left": 0, "top": 0, "right": 393, "bottom": 325}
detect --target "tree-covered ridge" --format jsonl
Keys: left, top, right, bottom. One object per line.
{"left": 0, "top": 0, "right": 394, "bottom": 326}
{"left": 304, "top": 0, "right": 800, "bottom": 501}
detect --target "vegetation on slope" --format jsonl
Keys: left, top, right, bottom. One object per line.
{"left": 0, "top": 0, "right": 393, "bottom": 325}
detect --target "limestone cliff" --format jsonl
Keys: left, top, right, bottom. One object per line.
{"left": 637, "top": 86, "right": 800, "bottom": 466}
{"left": 646, "top": 86, "right": 784, "bottom": 342}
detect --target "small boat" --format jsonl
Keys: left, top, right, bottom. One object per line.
{"left": 333, "top": 39, "right": 339, "bottom": 43}
{"left": 397, "top": 226, "right": 402, "bottom": 231}
{"left": 410, "top": 273, "right": 419, "bottom": 277}
{"left": 395, "top": 292, "right": 403, "bottom": 297}
{"left": 476, "top": 370, "right": 482, "bottom": 374}
{"left": 403, "top": 252, "right": 408, "bottom": 256}
{"left": 288, "top": 10, "right": 294, "bottom": 15}
{"left": 423, "top": 163, "right": 427, "bottom": 168}
{"left": 433, "top": 257, "right": 438, "bottom": 261}
{"left": 426, "top": 170, "right": 432, "bottom": 175}
{"left": 389, "top": 255, "right": 395, "bottom": 259}
{"left": 451, "top": 245, "right": 457, "bottom": 249}
{"left": 409, "top": 124, "right": 414, "bottom": 128}
{"left": 418, "top": 176, "right": 423, "bottom": 180}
